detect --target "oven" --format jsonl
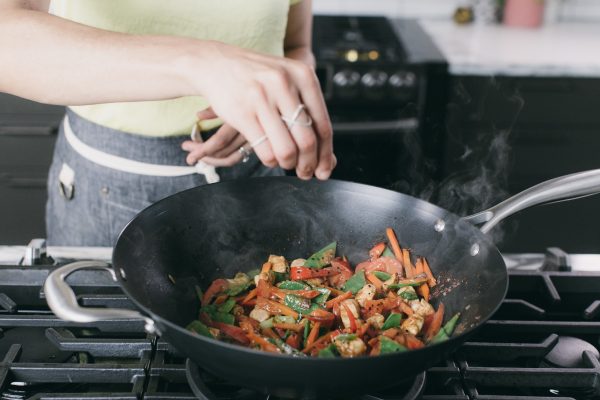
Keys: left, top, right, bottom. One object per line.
{"left": 1, "top": 241, "right": 599, "bottom": 398}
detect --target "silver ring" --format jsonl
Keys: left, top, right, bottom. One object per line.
{"left": 250, "top": 135, "right": 268, "bottom": 148}
{"left": 282, "top": 104, "right": 312, "bottom": 129}
{"left": 238, "top": 145, "right": 252, "bottom": 163}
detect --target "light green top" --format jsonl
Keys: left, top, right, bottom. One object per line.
{"left": 50, "top": 0, "right": 301, "bottom": 136}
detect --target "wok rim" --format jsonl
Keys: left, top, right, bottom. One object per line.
{"left": 112, "top": 176, "right": 509, "bottom": 362}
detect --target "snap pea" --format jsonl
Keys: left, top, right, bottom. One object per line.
{"left": 399, "top": 290, "right": 418, "bottom": 301}
{"left": 431, "top": 312, "right": 461, "bottom": 344}
{"left": 225, "top": 272, "right": 252, "bottom": 296}
{"left": 277, "top": 280, "right": 310, "bottom": 290}
{"left": 304, "top": 242, "right": 337, "bottom": 269}
{"left": 186, "top": 320, "right": 214, "bottom": 338}
{"left": 343, "top": 270, "right": 366, "bottom": 294}
{"left": 284, "top": 294, "right": 312, "bottom": 314}
{"left": 381, "top": 313, "right": 403, "bottom": 330}
{"left": 379, "top": 336, "right": 407, "bottom": 354}
{"left": 312, "top": 287, "right": 331, "bottom": 306}
{"left": 382, "top": 246, "right": 395, "bottom": 258}
{"left": 217, "top": 298, "right": 236, "bottom": 313}
{"left": 373, "top": 271, "right": 392, "bottom": 281}
{"left": 334, "top": 333, "right": 357, "bottom": 342}
{"left": 318, "top": 344, "right": 338, "bottom": 358}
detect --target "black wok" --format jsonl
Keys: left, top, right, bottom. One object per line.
{"left": 44, "top": 170, "right": 600, "bottom": 398}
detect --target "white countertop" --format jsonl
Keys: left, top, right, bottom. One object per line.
{"left": 420, "top": 20, "right": 600, "bottom": 77}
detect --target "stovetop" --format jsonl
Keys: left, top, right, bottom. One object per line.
{"left": 1, "top": 242, "right": 600, "bottom": 399}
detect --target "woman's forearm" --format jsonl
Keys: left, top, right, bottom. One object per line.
{"left": 0, "top": 8, "right": 207, "bottom": 105}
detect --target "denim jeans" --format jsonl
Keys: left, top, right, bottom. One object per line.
{"left": 46, "top": 109, "right": 283, "bottom": 246}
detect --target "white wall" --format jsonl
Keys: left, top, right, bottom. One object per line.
{"left": 312, "top": 0, "right": 600, "bottom": 22}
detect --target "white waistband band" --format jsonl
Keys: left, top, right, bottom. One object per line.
{"left": 62, "top": 115, "right": 219, "bottom": 182}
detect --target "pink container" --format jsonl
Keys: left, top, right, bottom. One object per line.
{"left": 503, "top": 0, "right": 545, "bottom": 28}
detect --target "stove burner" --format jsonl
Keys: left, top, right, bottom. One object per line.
{"left": 543, "top": 336, "right": 600, "bottom": 368}
{"left": 185, "top": 359, "right": 426, "bottom": 400}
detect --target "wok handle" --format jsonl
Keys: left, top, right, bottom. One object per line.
{"left": 463, "top": 169, "right": 600, "bottom": 234}
{"left": 43, "top": 261, "right": 156, "bottom": 333}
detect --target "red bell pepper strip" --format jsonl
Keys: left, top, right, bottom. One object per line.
{"left": 256, "top": 297, "right": 299, "bottom": 319}
{"left": 286, "top": 332, "right": 301, "bottom": 349}
{"left": 342, "top": 303, "right": 357, "bottom": 332}
{"left": 290, "top": 266, "right": 338, "bottom": 280}
{"left": 306, "top": 308, "right": 335, "bottom": 323}
{"left": 201, "top": 279, "right": 229, "bottom": 306}
{"left": 212, "top": 322, "right": 250, "bottom": 345}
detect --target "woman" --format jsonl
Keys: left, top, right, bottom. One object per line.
{"left": 0, "top": 0, "right": 335, "bottom": 246}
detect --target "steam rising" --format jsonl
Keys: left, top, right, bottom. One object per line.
{"left": 392, "top": 78, "right": 525, "bottom": 244}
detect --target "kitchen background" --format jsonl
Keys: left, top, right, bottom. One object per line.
{"left": 2, "top": 0, "right": 600, "bottom": 253}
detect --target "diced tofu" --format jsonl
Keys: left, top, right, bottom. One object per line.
{"left": 290, "top": 258, "right": 306, "bottom": 267}
{"left": 410, "top": 299, "right": 434, "bottom": 317}
{"left": 366, "top": 313, "right": 385, "bottom": 330}
{"left": 355, "top": 283, "right": 376, "bottom": 307}
{"left": 269, "top": 255, "right": 288, "bottom": 273}
{"left": 400, "top": 314, "right": 424, "bottom": 336}
{"left": 340, "top": 299, "right": 361, "bottom": 329}
{"left": 249, "top": 307, "right": 270, "bottom": 322}
{"left": 333, "top": 336, "right": 367, "bottom": 357}
{"left": 305, "top": 278, "right": 324, "bottom": 286}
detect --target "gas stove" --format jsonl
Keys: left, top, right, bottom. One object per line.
{"left": 1, "top": 240, "right": 600, "bottom": 399}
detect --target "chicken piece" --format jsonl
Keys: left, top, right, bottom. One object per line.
{"left": 249, "top": 307, "right": 270, "bottom": 322}
{"left": 290, "top": 258, "right": 306, "bottom": 267}
{"left": 382, "top": 273, "right": 397, "bottom": 290}
{"left": 400, "top": 314, "right": 424, "bottom": 336}
{"left": 339, "top": 299, "right": 361, "bottom": 329}
{"left": 355, "top": 283, "right": 376, "bottom": 307}
{"left": 333, "top": 336, "right": 367, "bottom": 357}
{"left": 366, "top": 313, "right": 385, "bottom": 330}
{"left": 410, "top": 299, "right": 434, "bottom": 317}
{"left": 269, "top": 255, "right": 288, "bottom": 273}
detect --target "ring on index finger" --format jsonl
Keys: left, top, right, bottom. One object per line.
{"left": 281, "top": 104, "right": 313, "bottom": 129}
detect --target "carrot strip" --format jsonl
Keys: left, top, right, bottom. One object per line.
{"left": 366, "top": 272, "right": 383, "bottom": 291}
{"left": 305, "top": 322, "right": 321, "bottom": 350}
{"left": 246, "top": 332, "right": 280, "bottom": 353}
{"left": 385, "top": 227, "right": 403, "bottom": 261}
{"left": 369, "top": 242, "right": 386, "bottom": 260}
{"left": 422, "top": 258, "right": 438, "bottom": 287}
{"left": 256, "top": 297, "right": 299, "bottom": 319}
{"left": 242, "top": 288, "right": 258, "bottom": 304}
{"left": 402, "top": 248, "right": 414, "bottom": 278}
{"left": 325, "top": 291, "right": 352, "bottom": 309}
{"left": 261, "top": 327, "right": 279, "bottom": 340}
{"left": 302, "top": 330, "right": 335, "bottom": 354}
{"left": 425, "top": 303, "right": 445, "bottom": 341}
{"left": 414, "top": 259, "right": 430, "bottom": 301}
{"left": 272, "top": 322, "right": 305, "bottom": 332}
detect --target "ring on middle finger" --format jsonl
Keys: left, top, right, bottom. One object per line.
{"left": 281, "top": 104, "right": 313, "bottom": 129}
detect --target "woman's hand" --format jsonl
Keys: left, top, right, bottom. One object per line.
{"left": 186, "top": 41, "right": 335, "bottom": 180}
{"left": 182, "top": 108, "right": 247, "bottom": 167}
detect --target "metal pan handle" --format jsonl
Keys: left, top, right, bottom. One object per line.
{"left": 463, "top": 169, "right": 600, "bottom": 234}
{"left": 43, "top": 261, "right": 156, "bottom": 333}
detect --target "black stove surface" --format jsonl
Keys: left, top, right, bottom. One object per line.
{"left": 1, "top": 248, "right": 600, "bottom": 399}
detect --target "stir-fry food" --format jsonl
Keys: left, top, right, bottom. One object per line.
{"left": 187, "top": 228, "right": 460, "bottom": 357}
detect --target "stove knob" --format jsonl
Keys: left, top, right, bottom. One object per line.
{"left": 389, "top": 71, "right": 417, "bottom": 88}
{"left": 389, "top": 70, "right": 417, "bottom": 101}
{"left": 360, "top": 70, "right": 388, "bottom": 89}
{"left": 333, "top": 69, "right": 361, "bottom": 88}
{"left": 333, "top": 69, "right": 361, "bottom": 99}
{"left": 361, "top": 70, "right": 388, "bottom": 100}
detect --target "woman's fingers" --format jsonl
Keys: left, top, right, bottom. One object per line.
{"left": 276, "top": 94, "right": 318, "bottom": 180}
{"left": 286, "top": 62, "right": 335, "bottom": 180}
{"left": 196, "top": 107, "right": 218, "bottom": 120}
{"left": 181, "top": 123, "right": 238, "bottom": 165}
